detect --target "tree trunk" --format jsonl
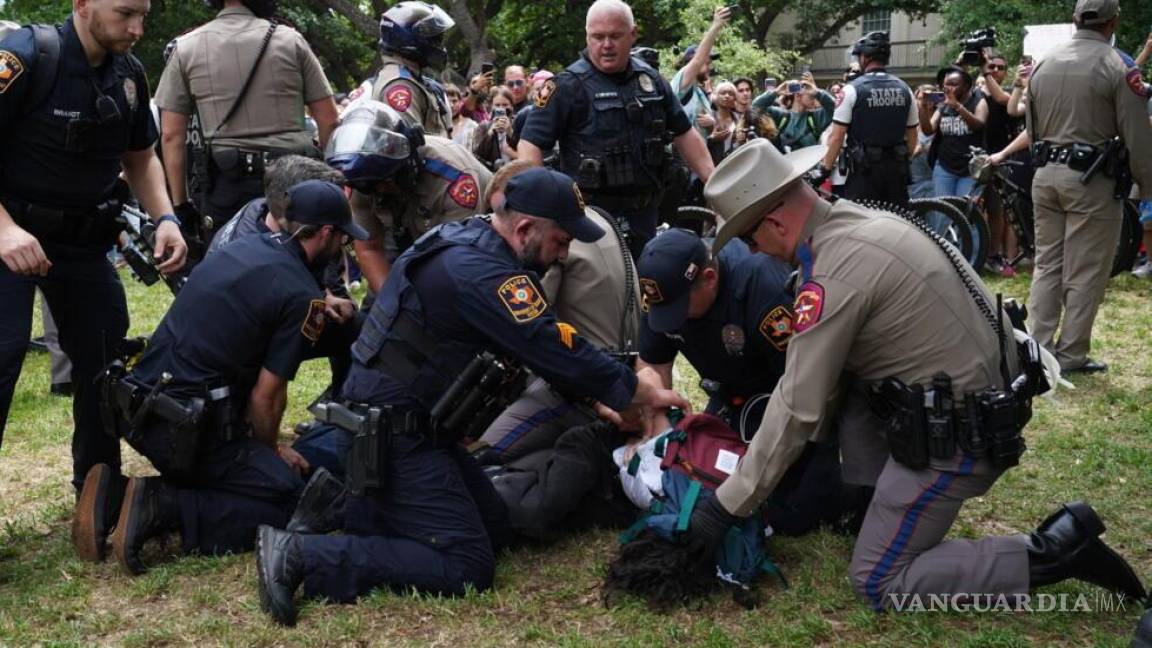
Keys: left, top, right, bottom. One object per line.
{"left": 443, "top": 0, "right": 494, "bottom": 76}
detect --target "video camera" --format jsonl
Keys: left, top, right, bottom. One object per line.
{"left": 958, "top": 27, "right": 996, "bottom": 66}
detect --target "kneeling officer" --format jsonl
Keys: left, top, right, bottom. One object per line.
{"left": 74, "top": 180, "right": 367, "bottom": 574}
{"left": 254, "top": 168, "right": 690, "bottom": 626}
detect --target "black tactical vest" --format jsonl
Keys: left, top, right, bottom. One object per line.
{"left": 847, "top": 70, "right": 913, "bottom": 148}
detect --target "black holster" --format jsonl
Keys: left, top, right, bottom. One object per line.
{"left": 314, "top": 402, "right": 386, "bottom": 496}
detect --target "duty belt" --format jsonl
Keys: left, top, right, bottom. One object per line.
{"left": 2, "top": 195, "right": 122, "bottom": 243}
{"left": 1030, "top": 141, "right": 1100, "bottom": 169}
{"left": 211, "top": 147, "right": 304, "bottom": 178}
{"left": 315, "top": 401, "right": 430, "bottom": 495}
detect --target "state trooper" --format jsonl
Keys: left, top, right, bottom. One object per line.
{"left": 635, "top": 227, "right": 846, "bottom": 536}
{"left": 815, "top": 31, "right": 918, "bottom": 206}
{"left": 73, "top": 180, "right": 366, "bottom": 572}
{"left": 0, "top": 0, "right": 187, "bottom": 493}
{"left": 518, "top": 0, "right": 715, "bottom": 258}
{"left": 686, "top": 139, "right": 1145, "bottom": 610}
{"left": 1024, "top": 0, "right": 1152, "bottom": 374}
{"left": 253, "top": 168, "right": 690, "bottom": 626}
{"left": 369, "top": 1, "right": 453, "bottom": 137}
{"left": 326, "top": 100, "right": 491, "bottom": 292}
{"left": 155, "top": 0, "right": 339, "bottom": 243}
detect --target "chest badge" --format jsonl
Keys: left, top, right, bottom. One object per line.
{"left": 638, "top": 73, "right": 654, "bottom": 93}
{"left": 122, "top": 77, "right": 137, "bottom": 111}
{"left": 0, "top": 51, "right": 25, "bottom": 94}
{"left": 793, "top": 282, "right": 825, "bottom": 333}
{"left": 447, "top": 174, "right": 479, "bottom": 209}
{"left": 386, "top": 84, "right": 413, "bottom": 112}
{"left": 758, "top": 304, "right": 794, "bottom": 351}
{"left": 721, "top": 324, "right": 745, "bottom": 356}
{"left": 498, "top": 275, "right": 547, "bottom": 323}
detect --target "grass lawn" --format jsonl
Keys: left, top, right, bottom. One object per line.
{"left": 0, "top": 267, "right": 1149, "bottom": 646}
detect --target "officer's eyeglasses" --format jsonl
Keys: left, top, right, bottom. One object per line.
{"left": 738, "top": 201, "right": 784, "bottom": 247}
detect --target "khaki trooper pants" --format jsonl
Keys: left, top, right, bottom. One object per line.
{"left": 1028, "top": 166, "right": 1122, "bottom": 370}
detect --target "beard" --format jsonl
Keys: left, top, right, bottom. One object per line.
{"left": 89, "top": 14, "right": 137, "bottom": 55}
{"left": 518, "top": 236, "right": 556, "bottom": 275}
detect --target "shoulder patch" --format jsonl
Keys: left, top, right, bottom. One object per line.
{"left": 792, "top": 282, "right": 824, "bottom": 333}
{"left": 448, "top": 174, "right": 480, "bottom": 208}
{"left": 386, "top": 84, "right": 414, "bottom": 112}
{"left": 0, "top": 51, "right": 25, "bottom": 94}
{"left": 639, "top": 278, "right": 663, "bottom": 308}
{"left": 1125, "top": 68, "right": 1149, "bottom": 98}
{"left": 758, "top": 304, "right": 794, "bottom": 351}
{"left": 557, "top": 322, "right": 578, "bottom": 349}
{"left": 301, "top": 299, "right": 327, "bottom": 342}
{"left": 535, "top": 78, "right": 556, "bottom": 109}
{"left": 498, "top": 275, "right": 547, "bottom": 323}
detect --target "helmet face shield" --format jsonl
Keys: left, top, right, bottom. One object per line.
{"left": 325, "top": 122, "right": 411, "bottom": 161}
{"left": 412, "top": 5, "right": 454, "bottom": 38}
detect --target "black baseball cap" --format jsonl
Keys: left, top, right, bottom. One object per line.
{"left": 637, "top": 228, "right": 710, "bottom": 333}
{"left": 503, "top": 168, "right": 604, "bottom": 243}
{"left": 284, "top": 179, "right": 369, "bottom": 240}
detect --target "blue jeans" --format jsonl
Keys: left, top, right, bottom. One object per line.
{"left": 930, "top": 165, "right": 976, "bottom": 234}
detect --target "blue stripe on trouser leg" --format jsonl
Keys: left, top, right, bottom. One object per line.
{"left": 863, "top": 456, "right": 975, "bottom": 609}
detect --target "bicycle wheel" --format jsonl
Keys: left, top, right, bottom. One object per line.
{"left": 908, "top": 197, "right": 985, "bottom": 270}
{"left": 1111, "top": 199, "right": 1142, "bottom": 277}
{"left": 940, "top": 194, "right": 991, "bottom": 273}
{"left": 672, "top": 206, "right": 719, "bottom": 238}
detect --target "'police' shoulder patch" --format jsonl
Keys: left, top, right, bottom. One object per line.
{"left": 557, "top": 322, "right": 578, "bottom": 349}
{"left": 448, "top": 174, "right": 479, "bottom": 208}
{"left": 498, "top": 275, "right": 547, "bottom": 323}
{"left": 535, "top": 78, "right": 556, "bottom": 109}
{"left": 793, "top": 282, "right": 824, "bottom": 333}
{"left": 386, "top": 84, "right": 413, "bottom": 112}
{"left": 758, "top": 304, "right": 794, "bottom": 351}
{"left": 1125, "top": 68, "right": 1149, "bottom": 98}
{"left": 0, "top": 51, "right": 25, "bottom": 94}
{"left": 301, "top": 299, "right": 327, "bottom": 342}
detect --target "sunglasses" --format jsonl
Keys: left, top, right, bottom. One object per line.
{"left": 506, "top": 79, "right": 526, "bottom": 88}
{"left": 738, "top": 201, "right": 784, "bottom": 247}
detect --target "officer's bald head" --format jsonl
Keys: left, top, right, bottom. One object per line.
{"left": 585, "top": 0, "right": 636, "bottom": 74}
{"left": 586, "top": 0, "right": 634, "bottom": 29}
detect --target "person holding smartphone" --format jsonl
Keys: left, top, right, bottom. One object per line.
{"left": 474, "top": 87, "right": 520, "bottom": 170}
{"left": 749, "top": 71, "right": 836, "bottom": 153}
{"left": 920, "top": 65, "right": 988, "bottom": 233}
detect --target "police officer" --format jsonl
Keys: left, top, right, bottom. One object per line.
{"left": 0, "top": 0, "right": 187, "bottom": 491}
{"left": 253, "top": 168, "right": 690, "bottom": 626}
{"left": 370, "top": 1, "right": 454, "bottom": 138}
{"left": 816, "top": 31, "right": 918, "bottom": 206}
{"left": 72, "top": 180, "right": 367, "bottom": 572}
{"left": 518, "top": 0, "right": 715, "bottom": 258}
{"left": 155, "top": 0, "right": 339, "bottom": 242}
{"left": 327, "top": 100, "right": 491, "bottom": 292}
{"left": 636, "top": 228, "right": 845, "bottom": 536}
{"left": 1024, "top": 0, "right": 1152, "bottom": 374}
{"left": 688, "top": 139, "right": 1145, "bottom": 609}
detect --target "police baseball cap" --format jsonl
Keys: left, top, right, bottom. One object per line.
{"left": 637, "top": 228, "right": 710, "bottom": 333}
{"left": 1074, "top": 0, "right": 1118, "bottom": 25}
{"left": 503, "top": 168, "right": 604, "bottom": 243}
{"left": 284, "top": 179, "right": 369, "bottom": 240}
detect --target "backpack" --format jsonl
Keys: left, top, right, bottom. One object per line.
{"left": 2, "top": 25, "right": 64, "bottom": 119}
{"left": 609, "top": 413, "right": 786, "bottom": 609}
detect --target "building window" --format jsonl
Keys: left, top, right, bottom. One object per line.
{"left": 861, "top": 9, "right": 891, "bottom": 35}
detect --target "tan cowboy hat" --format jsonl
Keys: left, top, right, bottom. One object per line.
{"left": 705, "top": 140, "right": 827, "bottom": 254}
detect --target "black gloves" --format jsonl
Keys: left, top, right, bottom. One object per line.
{"left": 805, "top": 165, "right": 831, "bottom": 188}
{"left": 687, "top": 494, "right": 740, "bottom": 550}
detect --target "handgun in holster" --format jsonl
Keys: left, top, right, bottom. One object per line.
{"left": 315, "top": 401, "right": 384, "bottom": 496}
{"left": 875, "top": 377, "right": 929, "bottom": 469}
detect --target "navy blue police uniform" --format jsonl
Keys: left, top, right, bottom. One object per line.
{"left": 287, "top": 179, "right": 638, "bottom": 604}
{"left": 0, "top": 19, "right": 156, "bottom": 488}
{"left": 837, "top": 68, "right": 917, "bottom": 206}
{"left": 520, "top": 54, "right": 691, "bottom": 258}
{"left": 637, "top": 230, "right": 844, "bottom": 536}
{"left": 122, "top": 227, "right": 360, "bottom": 554}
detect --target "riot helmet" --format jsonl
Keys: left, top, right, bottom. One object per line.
{"left": 325, "top": 100, "right": 425, "bottom": 193}
{"left": 851, "top": 31, "right": 891, "bottom": 62}
{"left": 378, "top": 2, "right": 455, "bottom": 70}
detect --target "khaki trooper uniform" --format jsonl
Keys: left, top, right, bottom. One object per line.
{"left": 350, "top": 136, "right": 491, "bottom": 260}
{"left": 479, "top": 208, "right": 640, "bottom": 460}
{"left": 372, "top": 53, "right": 451, "bottom": 137}
{"left": 155, "top": 5, "right": 333, "bottom": 225}
{"left": 713, "top": 198, "right": 1033, "bottom": 609}
{"left": 1025, "top": 29, "right": 1152, "bottom": 370}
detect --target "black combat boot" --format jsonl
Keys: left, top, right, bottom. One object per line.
{"left": 1132, "top": 605, "right": 1152, "bottom": 648}
{"left": 286, "top": 467, "right": 347, "bottom": 535}
{"left": 72, "top": 464, "right": 127, "bottom": 562}
{"left": 1027, "top": 501, "right": 1146, "bottom": 601}
{"left": 256, "top": 525, "right": 304, "bottom": 627}
{"left": 109, "top": 476, "right": 180, "bottom": 575}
